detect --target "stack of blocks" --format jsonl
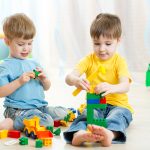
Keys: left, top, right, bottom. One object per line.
{"left": 87, "top": 92, "right": 107, "bottom": 127}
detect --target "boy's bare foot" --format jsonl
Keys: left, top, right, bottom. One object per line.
{"left": 87, "top": 124, "right": 114, "bottom": 147}
{"left": 0, "top": 118, "right": 14, "bottom": 130}
{"left": 72, "top": 130, "right": 102, "bottom": 146}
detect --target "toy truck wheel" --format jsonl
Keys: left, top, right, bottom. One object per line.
{"left": 30, "top": 131, "right": 37, "bottom": 139}
{"left": 25, "top": 129, "right": 30, "bottom": 137}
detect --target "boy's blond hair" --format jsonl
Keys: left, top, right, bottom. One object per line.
{"left": 90, "top": 13, "right": 122, "bottom": 39}
{"left": 3, "top": 13, "right": 36, "bottom": 40}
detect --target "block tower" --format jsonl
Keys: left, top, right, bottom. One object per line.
{"left": 72, "top": 65, "right": 107, "bottom": 127}
{"left": 86, "top": 92, "right": 107, "bottom": 127}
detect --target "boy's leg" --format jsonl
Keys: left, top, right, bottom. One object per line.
{"left": 43, "top": 106, "right": 68, "bottom": 120}
{"left": 106, "top": 106, "right": 132, "bottom": 143}
{"left": 0, "top": 118, "right": 13, "bottom": 130}
{"left": 13, "top": 108, "right": 54, "bottom": 131}
{"left": 88, "top": 106, "right": 132, "bottom": 145}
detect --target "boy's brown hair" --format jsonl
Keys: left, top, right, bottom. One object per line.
{"left": 3, "top": 13, "right": 36, "bottom": 40}
{"left": 90, "top": 13, "right": 122, "bottom": 39}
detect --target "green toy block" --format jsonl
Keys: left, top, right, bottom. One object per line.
{"left": 19, "top": 137, "right": 28, "bottom": 145}
{"left": 146, "top": 64, "right": 150, "bottom": 86}
{"left": 35, "top": 139, "right": 43, "bottom": 148}
{"left": 53, "top": 128, "right": 61, "bottom": 136}
{"left": 47, "top": 126, "right": 54, "bottom": 133}
{"left": 92, "top": 118, "right": 107, "bottom": 127}
{"left": 87, "top": 93, "right": 102, "bottom": 100}
{"left": 64, "top": 114, "right": 70, "bottom": 122}
{"left": 87, "top": 104, "right": 107, "bottom": 126}
{"left": 33, "top": 69, "right": 40, "bottom": 78}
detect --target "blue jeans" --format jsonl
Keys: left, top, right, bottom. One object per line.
{"left": 4, "top": 106, "right": 68, "bottom": 131}
{"left": 63, "top": 104, "right": 133, "bottom": 144}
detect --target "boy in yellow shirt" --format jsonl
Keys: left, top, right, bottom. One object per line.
{"left": 64, "top": 13, "right": 133, "bottom": 147}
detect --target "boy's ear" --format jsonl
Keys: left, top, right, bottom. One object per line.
{"left": 4, "top": 37, "right": 10, "bottom": 46}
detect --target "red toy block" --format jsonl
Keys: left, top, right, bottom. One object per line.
{"left": 100, "top": 97, "right": 106, "bottom": 104}
{"left": 8, "top": 130, "right": 21, "bottom": 138}
{"left": 54, "top": 120, "right": 60, "bottom": 127}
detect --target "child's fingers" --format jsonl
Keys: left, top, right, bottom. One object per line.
{"left": 36, "top": 67, "right": 42, "bottom": 72}
{"left": 27, "top": 72, "right": 35, "bottom": 78}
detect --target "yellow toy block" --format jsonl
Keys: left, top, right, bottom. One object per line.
{"left": 72, "top": 65, "right": 106, "bottom": 96}
{"left": 41, "top": 138, "right": 52, "bottom": 146}
{"left": 60, "top": 120, "right": 68, "bottom": 127}
{"left": 0, "top": 130, "right": 8, "bottom": 139}
{"left": 77, "top": 103, "right": 86, "bottom": 114}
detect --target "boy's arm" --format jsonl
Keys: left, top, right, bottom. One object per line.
{"left": 65, "top": 70, "right": 90, "bottom": 91}
{"left": 39, "top": 78, "right": 51, "bottom": 91}
{"left": 0, "top": 78, "right": 22, "bottom": 98}
{"left": 95, "top": 76, "right": 130, "bottom": 96}
{"left": 0, "top": 72, "right": 35, "bottom": 98}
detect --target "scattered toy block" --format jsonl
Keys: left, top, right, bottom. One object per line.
{"left": 8, "top": 130, "right": 21, "bottom": 138}
{"left": 54, "top": 120, "right": 60, "bottom": 127}
{"left": 0, "top": 130, "right": 8, "bottom": 139}
{"left": 19, "top": 137, "right": 28, "bottom": 145}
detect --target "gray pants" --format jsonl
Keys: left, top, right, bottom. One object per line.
{"left": 4, "top": 106, "right": 68, "bottom": 131}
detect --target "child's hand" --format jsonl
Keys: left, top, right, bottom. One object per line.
{"left": 94, "top": 82, "right": 116, "bottom": 96}
{"left": 19, "top": 72, "right": 35, "bottom": 84}
{"left": 35, "top": 67, "right": 47, "bottom": 81}
{"left": 75, "top": 78, "right": 90, "bottom": 91}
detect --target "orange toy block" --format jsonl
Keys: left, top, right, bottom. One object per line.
{"left": 37, "top": 131, "right": 53, "bottom": 139}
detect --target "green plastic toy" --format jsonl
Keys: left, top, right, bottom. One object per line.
{"left": 146, "top": 64, "right": 150, "bottom": 86}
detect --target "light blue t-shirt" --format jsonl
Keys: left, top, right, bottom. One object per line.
{"left": 0, "top": 57, "right": 48, "bottom": 109}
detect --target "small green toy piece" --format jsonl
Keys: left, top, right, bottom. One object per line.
{"left": 33, "top": 69, "right": 40, "bottom": 79}
{"left": 53, "top": 128, "right": 61, "bottom": 136}
{"left": 35, "top": 139, "right": 43, "bottom": 148}
{"left": 19, "top": 137, "right": 28, "bottom": 145}
{"left": 46, "top": 126, "right": 53, "bottom": 133}
{"left": 146, "top": 64, "right": 150, "bottom": 87}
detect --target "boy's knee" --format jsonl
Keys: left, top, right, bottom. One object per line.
{"left": 54, "top": 106, "right": 68, "bottom": 120}
{"left": 39, "top": 114, "right": 54, "bottom": 127}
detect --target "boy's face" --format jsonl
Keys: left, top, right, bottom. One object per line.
{"left": 92, "top": 36, "right": 120, "bottom": 60}
{"left": 6, "top": 38, "right": 33, "bottom": 59}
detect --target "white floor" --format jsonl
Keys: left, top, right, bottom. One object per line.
{"left": 0, "top": 72, "right": 150, "bottom": 150}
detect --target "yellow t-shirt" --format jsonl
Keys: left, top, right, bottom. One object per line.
{"left": 75, "top": 52, "right": 134, "bottom": 113}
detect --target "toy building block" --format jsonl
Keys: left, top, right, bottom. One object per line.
{"left": 68, "top": 107, "right": 76, "bottom": 113}
{"left": 0, "top": 130, "right": 8, "bottom": 139}
{"left": 19, "top": 137, "right": 28, "bottom": 145}
{"left": 54, "top": 120, "right": 60, "bottom": 127}
{"left": 53, "top": 128, "right": 61, "bottom": 136}
{"left": 86, "top": 92, "right": 107, "bottom": 127}
{"left": 33, "top": 69, "right": 40, "bottom": 78}
{"left": 77, "top": 103, "right": 86, "bottom": 115}
{"left": 60, "top": 120, "right": 68, "bottom": 127}
{"left": 41, "top": 138, "right": 52, "bottom": 146}
{"left": 37, "top": 130, "right": 53, "bottom": 139}
{"left": 8, "top": 130, "right": 21, "bottom": 138}
{"left": 72, "top": 65, "right": 106, "bottom": 96}
{"left": 46, "top": 126, "right": 53, "bottom": 133}
{"left": 35, "top": 139, "right": 43, "bottom": 148}
{"left": 68, "top": 110, "right": 76, "bottom": 122}
{"left": 100, "top": 97, "right": 106, "bottom": 104}
{"left": 146, "top": 64, "right": 150, "bottom": 86}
